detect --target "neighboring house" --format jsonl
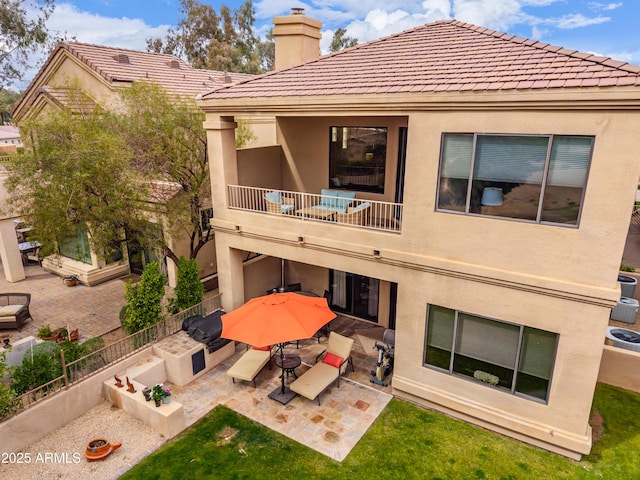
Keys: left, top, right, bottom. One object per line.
{"left": 8, "top": 42, "right": 273, "bottom": 286}
{"left": 197, "top": 12, "right": 640, "bottom": 458}
{"left": 0, "top": 126, "right": 22, "bottom": 148}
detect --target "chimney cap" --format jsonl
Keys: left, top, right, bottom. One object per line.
{"left": 291, "top": 7, "right": 304, "bottom": 15}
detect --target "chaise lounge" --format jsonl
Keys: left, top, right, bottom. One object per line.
{"left": 0, "top": 293, "right": 32, "bottom": 330}
{"left": 289, "top": 332, "right": 354, "bottom": 405}
{"left": 226, "top": 345, "right": 274, "bottom": 387}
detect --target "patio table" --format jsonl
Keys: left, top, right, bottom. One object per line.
{"left": 295, "top": 206, "right": 336, "bottom": 221}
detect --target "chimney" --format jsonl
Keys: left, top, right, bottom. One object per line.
{"left": 272, "top": 8, "right": 322, "bottom": 70}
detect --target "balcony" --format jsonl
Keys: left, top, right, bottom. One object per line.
{"left": 227, "top": 185, "right": 402, "bottom": 234}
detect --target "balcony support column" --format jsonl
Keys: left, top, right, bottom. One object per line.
{"left": 204, "top": 115, "right": 238, "bottom": 218}
{"left": 215, "top": 236, "right": 245, "bottom": 312}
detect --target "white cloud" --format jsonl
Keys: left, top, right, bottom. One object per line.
{"left": 49, "top": 3, "right": 171, "bottom": 49}
{"left": 588, "top": 2, "right": 623, "bottom": 12}
{"left": 453, "top": 0, "right": 525, "bottom": 31}
{"left": 549, "top": 13, "right": 610, "bottom": 29}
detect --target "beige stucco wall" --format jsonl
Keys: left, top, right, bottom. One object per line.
{"left": 200, "top": 80, "right": 640, "bottom": 457}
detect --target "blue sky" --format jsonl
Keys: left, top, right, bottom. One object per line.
{"left": 18, "top": 1, "right": 640, "bottom": 88}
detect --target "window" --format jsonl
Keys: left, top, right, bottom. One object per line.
{"left": 58, "top": 223, "right": 92, "bottom": 264}
{"left": 329, "top": 126, "right": 387, "bottom": 193}
{"left": 437, "top": 134, "right": 593, "bottom": 226}
{"left": 424, "top": 305, "right": 558, "bottom": 402}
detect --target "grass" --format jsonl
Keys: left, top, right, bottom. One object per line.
{"left": 121, "top": 383, "right": 640, "bottom": 479}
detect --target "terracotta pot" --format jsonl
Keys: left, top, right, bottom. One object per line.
{"left": 64, "top": 278, "right": 78, "bottom": 287}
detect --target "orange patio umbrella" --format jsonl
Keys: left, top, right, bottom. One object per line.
{"left": 220, "top": 292, "right": 336, "bottom": 347}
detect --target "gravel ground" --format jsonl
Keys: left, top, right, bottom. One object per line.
{"left": 1, "top": 401, "right": 166, "bottom": 480}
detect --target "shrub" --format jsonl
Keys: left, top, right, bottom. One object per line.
{"left": 122, "top": 261, "right": 166, "bottom": 334}
{"left": 0, "top": 351, "right": 17, "bottom": 419}
{"left": 621, "top": 264, "right": 636, "bottom": 272}
{"left": 82, "top": 336, "right": 105, "bottom": 353}
{"left": 10, "top": 342, "right": 63, "bottom": 395}
{"left": 168, "top": 256, "right": 205, "bottom": 314}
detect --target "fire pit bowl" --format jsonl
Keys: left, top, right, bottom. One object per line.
{"left": 84, "top": 438, "right": 122, "bottom": 462}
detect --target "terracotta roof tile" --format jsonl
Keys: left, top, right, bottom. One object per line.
{"left": 202, "top": 20, "right": 640, "bottom": 101}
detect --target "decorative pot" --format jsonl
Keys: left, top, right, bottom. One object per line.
{"left": 144, "top": 394, "right": 151, "bottom": 402}
{"left": 162, "top": 396, "right": 171, "bottom": 404}
{"left": 154, "top": 399, "right": 161, "bottom": 407}
{"left": 64, "top": 278, "right": 78, "bottom": 287}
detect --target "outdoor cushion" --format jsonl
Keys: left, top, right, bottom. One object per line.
{"left": 289, "top": 362, "right": 339, "bottom": 401}
{"left": 318, "top": 189, "right": 356, "bottom": 213}
{"left": 353, "top": 202, "right": 371, "bottom": 212}
{"left": 0, "top": 305, "right": 22, "bottom": 316}
{"left": 265, "top": 191, "right": 282, "bottom": 203}
{"left": 322, "top": 352, "right": 343, "bottom": 368}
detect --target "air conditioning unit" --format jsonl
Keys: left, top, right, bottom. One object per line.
{"left": 611, "top": 297, "right": 639, "bottom": 324}
{"left": 618, "top": 274, "right": 638, "bottom": 299}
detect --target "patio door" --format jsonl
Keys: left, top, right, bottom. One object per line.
{"left": 329, "top": 270, "right": 379, "bottom": 322}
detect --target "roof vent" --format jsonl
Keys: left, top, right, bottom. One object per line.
{"left": 224, "top": 73, "right": 232, "bottom": 83}
{"left": 114, "top": 53, "right": 130, "bottom": 64}
{"left": 168, "top": 59, "right": 180, "bottom": 69}
{"left": 291, "top": 7, "right": 304, "bottom": 15}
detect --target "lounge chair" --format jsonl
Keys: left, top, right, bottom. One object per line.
{"left": 290, "top": 332, "right": 354, "bottom": 405}
{"left": 226, "top": 345, "right": 273, "bottom": 387}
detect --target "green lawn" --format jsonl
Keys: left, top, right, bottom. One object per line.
{"left": 121, "top": 383, "right": 640, "bottom": 479}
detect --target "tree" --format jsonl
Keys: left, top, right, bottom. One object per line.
{"left": 3, "top": 88, "right": 148, "bottom": 260}
{"left": 117, "top": 81, "right": 254, "bottom": 264}
{"left": 0, "top": 0, "right": 56, "bottom": 89}
{"left": 146, "top": 0, "right": 273, "bottom": 74}
{"left": 0, "top": 88, "right": 20, "bottom": 124}
{"left": 122, "top": 261, "right": 166, "bottom": 334}
{"left": 168, "top": 256, "right": 205, "bottom": 314}
{"left": 329, "top": 28, "right": 358, "bottom": 52}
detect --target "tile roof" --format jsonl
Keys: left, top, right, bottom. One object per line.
{"left": 61, "top": 42, "right": 252, "bottom": 97}
{"left": 202, "top": 20, "right": 640, "bottom": 100}
{"left": 40, "top": 86, "right": 99, "bottom": 114}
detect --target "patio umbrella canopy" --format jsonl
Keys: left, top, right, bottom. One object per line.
{"left": 220, "top": 292, "right": 336, "bottom": 347}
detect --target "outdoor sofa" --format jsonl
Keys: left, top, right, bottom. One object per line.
{"left": 0, "top": 293, "right": 32, "bottom": 330}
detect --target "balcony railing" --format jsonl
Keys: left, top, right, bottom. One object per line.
{"left": 227, "top": 185, "right": 402, "bottom": 233}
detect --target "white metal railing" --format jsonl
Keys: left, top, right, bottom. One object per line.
{"left": 227, "top": 185, "right": 402, "bottom": 233}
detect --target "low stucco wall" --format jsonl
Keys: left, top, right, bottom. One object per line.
{"left": 0, "top": 349, "right": 154, "bottom": 454}
{"left": 598, "top": 344, "right": 640, "bottom": 393}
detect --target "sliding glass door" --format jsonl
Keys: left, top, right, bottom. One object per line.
{"left": 330, "top": 270, "right": 379, "bottom": 322}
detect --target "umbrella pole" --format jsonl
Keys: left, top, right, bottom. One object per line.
{"left": 280, "top": 344, "right": 286, "bottom": 394}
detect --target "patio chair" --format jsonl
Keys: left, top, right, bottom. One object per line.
{"left": 226, "top": 345, "right": 274, "bottom": 387}
{"left": 334, "top": 202, "right": 371, "bottom": 226}
{"left": 0, "top": 293, "right": 32, "bottom": 330}
{"left": 290, "top": 331, "right": 354, "bottom": 405}
{"left": 264, "top": 191, "right": 295, "bottom": 214}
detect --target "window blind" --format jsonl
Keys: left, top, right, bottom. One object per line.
{"left": 440, "top": 134, "right": 472, "bottom": 179}
{"left": 455, "top": 314, "right": 520, "bottom": 368}
{"left": 474, "top": 135, "right": 548, "bottom": 184}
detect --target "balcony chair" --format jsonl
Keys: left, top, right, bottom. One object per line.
{"left": 335, "top": 202, "right": 371, "bottom": 226}
{"left": 289, "top": 332, "right": 354, "bottom": 405}
{"left": 264, "top": 191, "right": 295, "bottom": 214}
{"left": 226, "top": 345, "right": 274, "bottom": 387}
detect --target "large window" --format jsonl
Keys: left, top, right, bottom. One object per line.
{"left": 437, "top": 134, "right": 593, "bottom": 226}
{"left": 329, "top": 126, "right": 387, "bottom": 194}
{"left": 58, "top": 223, "right": 92, "bottom": 264}
{"left": 424, "top": 305, "right": 558, "bottom": 402}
